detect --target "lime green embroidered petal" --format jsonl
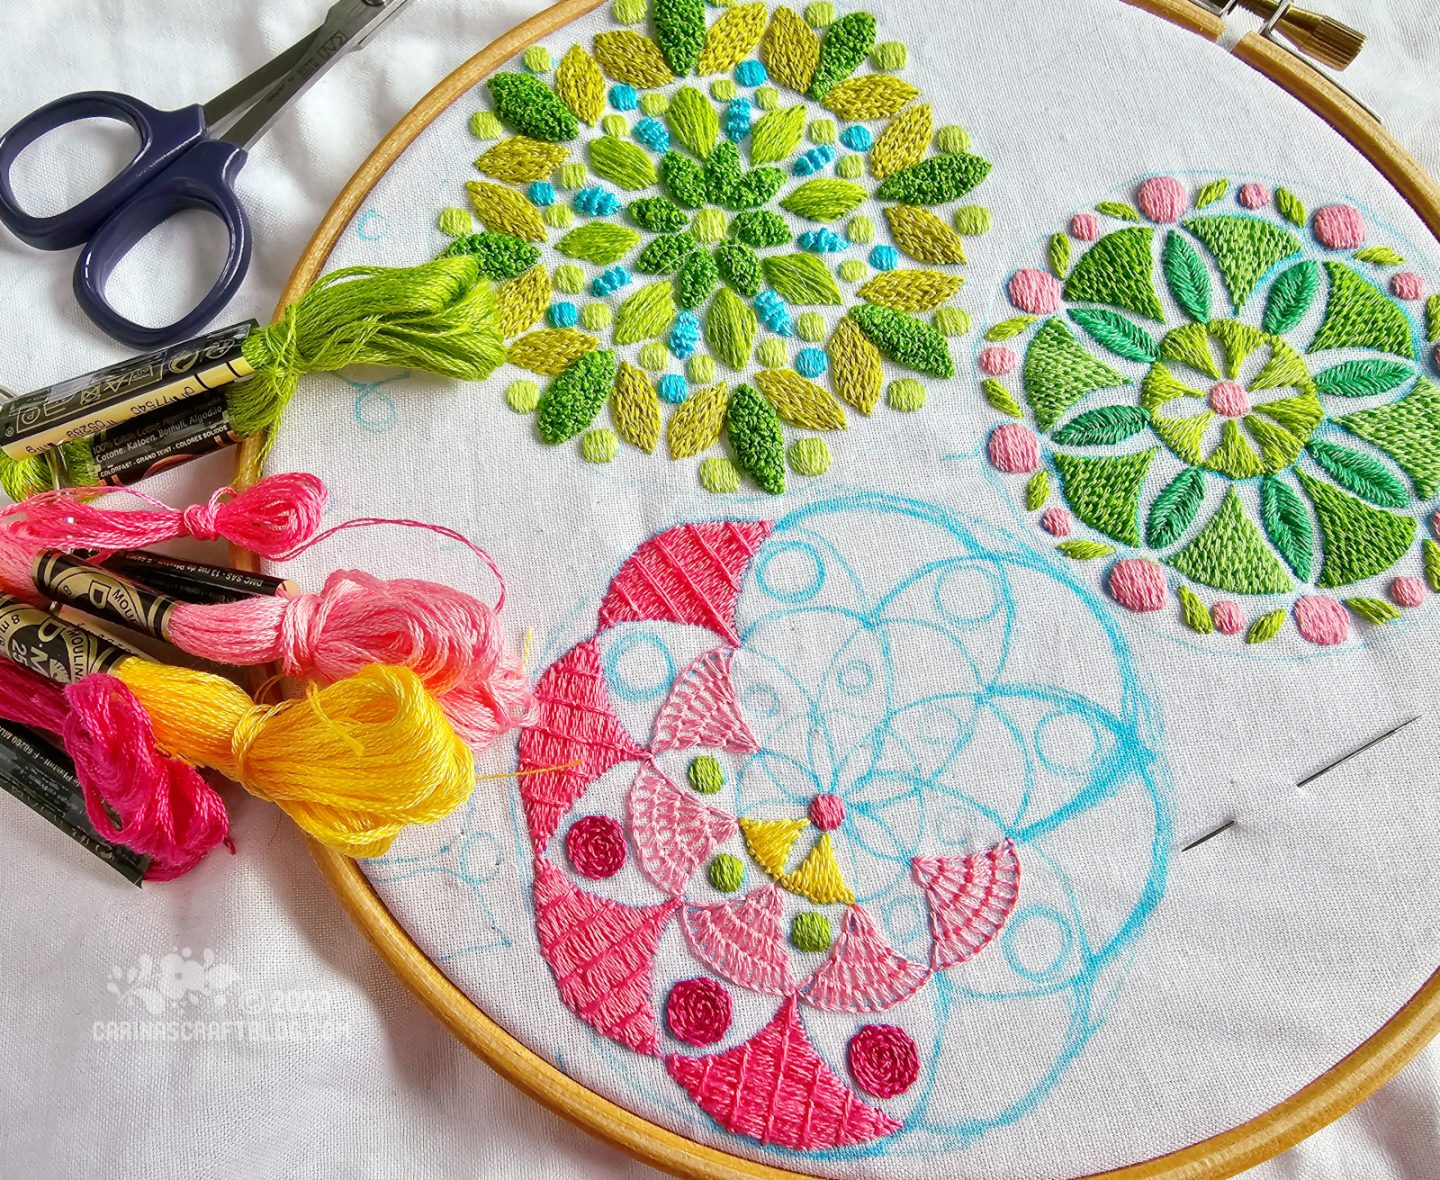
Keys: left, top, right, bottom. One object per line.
{"left": 476, "top": 136, "right": 569, "bottom": 183}
{"left": 1177, "top": 584, "right": 1214, "bottom": 633}
{"left": 847, "top": 304, "right": 954, "bottom": 377}
{"left": 1297, "top": 469, "right": 1417, "bottom": 588}
{"left": 555, "top": 45, "right": 607, "bottom": 125}
{"left": 437, "top": 207, "right": 473, "bottom": 237}
{"left": 1166, "top": 487, "right": 1294, "bottom": 594}
{"left": 1355, "top": 246, "right": 1405, "bottom": 266}
{"left": 589, "top": 135, "right": 658, "bottom": 189}
{"left": 1063, "top": 227, "right": 1164, "bottom": 321}
{"left": 699, "top": 456, "right": 742, "bottom": 493}
{"left": 788, "top": 437, "right": 831, "bottom": 476}
{"left": 754, "top": 368, "right": 847, "bottom": 429}
{"left": 1260, "top": 475, "right": 1314, "bottom": 581}
{"left": 1204, "top": 419, "right": 1266, "bottom": 480}
{"left": 1243, "top": 411, "right": 1310, "bottom": 475}
{"left": 1425, "top": 539, "right": 1440, "bottom": 592}
{"left": 705, "top": 286, "right": 757, "bottom": 369}
{"left": 820, "top": 74, "right": 918, "bottom": 120}
{"left": 581, "top": 427, "right": 619, "bottom": 462}
{"left": 728, "top": 383, "right": 786, "bottom": 494}
{"left": 1022, "top": 318, "right": 1127, "bottom": 431}
{"left": 1158, "top": 321, "right": 1221, "bottom": 379}
{"left": 1195, "top": 178, "right": 1228, "bottom": 209}
{"left": 1250, "top": 392, "right": 1324, "bottom": 443}
{"left": 780, "top": 178, "right": 866, "bottom": 221}
{"left": 1057, "top": 539, "right": 1115, "bottom": 560}
{"left": 466, "top": 181, "right": 547, "bottom": 241}
{"left": 1139, "top": 363, "right": 1204, "bottom": 412}
{"left": 556, "top": 222, "right": 641, "bottom": 264}
{"left": 1275, "top": 187, "right": 1305, "bottom": 228}
{"left": 1306, "top": 438, "right": 1410, "bottom": 507}
{"left": 749, "top": 104, "right": 807, "bottom": 165}
{"left": 1335, "top": 377, "right": 1440, "bottom": 498}
{"left": 1309, "top": 261, "right": 1416, "bottom": 358}
{"left": 762, "top": 253, "right": 842, "bottom": 304}
{"left": 1150, "top": 409, "right": 1214, "bottom": 467}
{"left": 982, "top": 378, "right": 1022, "bottom": 419}
{"left": 1209, "top": 320, "right": 1268, "bottom": 380}
{"left": 669, "top": 380, "right": 730, "bottom": 458}
{"left": 1026, "top": 470, "right": 1050, "bottom": 510}
{"left": 1246, "top": 609, "right": 1286, "bottom": 644}
{"left": 1053, "top": 449, "right": 1155, "bottom": 545}
{"left": 667, "top": 86, "right": 719, "bottom": 158}
{"left": 1181, "top": 215, "right": 1301, "bottom": 312}
{"left": 615, "top": 281, "right": 678, "bottom": 344}
{"left": 537, "top": 349, "right": 618, "bottom": 443}
{"left": 1248, "top": 339, "right": 1311, "bottom": 393}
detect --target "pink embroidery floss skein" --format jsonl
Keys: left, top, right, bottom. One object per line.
{"left": 0, "top": 658, "right": 231, "bottom": 880}
{"left": 0, "top": 539, "right": 534, "bottom": 749}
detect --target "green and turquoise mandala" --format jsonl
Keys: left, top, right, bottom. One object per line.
{"left": 437, "top": 1, "right": 990, "bottom": 494}
{"left": 980, "top": 174, "right": 1440, "bottom": 647}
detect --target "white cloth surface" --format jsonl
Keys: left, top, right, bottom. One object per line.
{"left": 0, "top": 1, "right": 1435, "bottom": 1177}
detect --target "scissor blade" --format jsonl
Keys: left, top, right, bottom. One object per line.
{"left": 217, "top": 0, "right": 418, "bottom": 149}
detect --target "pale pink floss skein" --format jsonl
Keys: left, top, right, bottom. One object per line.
{"left": 4, "top": 472, "right": 327, "bottom": 559}
{"left": 0, "top": 659, "right": 230, "bottom": 881}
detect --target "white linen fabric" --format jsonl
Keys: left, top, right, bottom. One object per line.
{"left": 0, "top": 1, "right": 1435, "bottom": 1177}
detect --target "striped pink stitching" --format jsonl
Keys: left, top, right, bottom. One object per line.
{"left": 681, "top": 885, "right": 796, "bottom": 996}
{"left": 799, "top": 905, "right": 932, "bottom": 1013}
{"left": 911, "top": 839, "right": 1021, "bottom": 971}
{"left": 627, "top": 764, "right": 738, "bottom": 896}
{"left": 651, "top": 647, "right": 760, "bottom": 755}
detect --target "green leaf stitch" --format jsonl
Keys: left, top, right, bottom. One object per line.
{"left": 1346, "top": 596, "right": 1402, "bottom": 624}
{"left": 1056, "top": 539, "right": 1115, "bottom": 560}
{"left": 1067, "top": 308, "right": 1160, "bottom": 363}
{"left": 1246, "top": 609, "right": 1286, "bottom": 644}
{"left": 1354, "top": 246, "right": 1405, "bottom": 266}
{"left": 985, "top": 316, "right": 1037, "bottom": 341}
{"left": 1161, "top": 231, "right": 1212, "bottom": 323}
{"left": 761, "top": 253, "right": 843, "bottom": 304}
{"left": 727, "top": 383, "right": 786, "bottom": 493}
{"left": 982, "top": 378, "right": 1022, "bottom": 418}
{"left": 705, "top": 286, "right": 757, "bottom": 369}
{"left": 1095, "top": 201, "right": 1141, "bottom": 221}
{"left": 1425, "top": 538, "right": 1440, "bottom": 592}
{"left": 1262, "top": 261, "right": 1320, "bottom": 335}
{"left": 1274, "top": 187, "right": 1306, "bottom": 228}
{"left": 847, "top": 304, "right": 955, "bottom": 377}
{"left": 1026, "top": 470, "right": 1049, "bottom": 511}
{"left": 1306, "top": 438, "right": 1409, "bottom": 507}
{"left": 1053, "top": 449, "right": 1156, "bottom": 545}
{"left": 1194, "top": 178, "right": 1229, "bottom": 209}
{"left": 1312, "top": 358, "right": 1413, "bottom": 398}
{"left": 1260, "top": 476, "right": 1314, "bottom": 581}
{"left": 1049, "top": 232, "right": 1071, "bottom": 280}
{"left": 1052, "top": 405, "right": 1150, "bottom": 446}
{"left": 1145, "top": 467, "right": 1206, "bottom": 549}
{"left": 537, "top": 350, "right": 618, "bottom": 443}
{"left": 1177, "top": 584, "right": 1214, "bottom": 634}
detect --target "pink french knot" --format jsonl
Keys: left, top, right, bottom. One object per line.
{"left": 628, "top": 764, "right": 738, "bottom": 896}
{"left": 682, "top": 884, "right": 796, "bottom": 995}
{"left": 978, "top": 345, "right": 1018, "bottom": 376}
{"left": 666, "top": 997, "right": 903, "bottom": 1149}
{"left": 912, "top": 839, "right": 1021, "bottom": 971}
{"left": 1313, "top": 204, "right": 1366, "bottom": 250}
{"left": 533, "top": 859, "right": 680, "bottom": 1055}
{"left": 1108, "top": 558, "right": 1168, "bottom": 613}
{"left": 1392, "top": 272, "right": 1425, "bottom": 301}
{"left": 1238, "top": 183, "right": 1270, "bottom": 210}
{"left": 651, "top": 647, "right": 760, "bottom": 755}
{"left": 1211, "top": 600, "right": 1244, "bottom": 635}
{"left": 1008, "top": 268, "right": 1062, "bottom": 316}
{"left": 1137, "top": 176, "right": 1187, "bottom": 223}
{"left": 1040, "top": 507, "right": 1072, "bottom": 537}
{"left": 1070, "top": 213, "right": 1100, "bottom": 242}
{"left": 598, "top": 520, "right": 775, "bottom": 646}
{"left": 799, "top": 905, "right": 931, "bottom": 1013}
{"left": 1391, "top": 576, "right": 1427, "bottom": 608}
{"left": 1294, "top": 594, "right": 1350, "bottom": 646}
{"left": 517, "top": 639, "right": 647, "bottom": 853}
{"left": 987, "top": 423, "right": 1041, "bottom": 474}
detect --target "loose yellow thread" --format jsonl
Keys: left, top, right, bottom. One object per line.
{"left": 610, "top": 361, "right": 662, "bottom": 452}
{"left": 668, "top": 380, "right": 730, "bottom": 458}
{"left": 506, "top": 328, "right": 599, "bottom": 375}
{"left": 885, "top": 204, "right": 967, "bottom": 264}
{"left": 821, "top": 75, "right": 919, "bottom": 120}
{"left": 760, "top": 5, "right": 820, "bottom": 92}
{"left": 593, "top": 30, "right": 675, "bottom": 88}
{"left": 829, "top": 315, "right": 883, "bottom": 413}
{"left": 869, "top": 103, "right": 931, "bottom": 179}
{"left": 697, "top": 2, "right": 770, "bottom": 74}
{"left": 476, "top": 757, "right": 581, "bottom": 784}
{"left": 495, "top": 264, "right": 552, "bottom": 337}
{"left": 466, "top": 181, "right": 546, "bottom": 241}
{"left": 754, "top": 368, "right": 847, "bottom": 430}
{"left": 858, "top": 268, "right": 964, "bottom": 312}
{"left": 555, "top": 44, "right": 606, "bottom": 125}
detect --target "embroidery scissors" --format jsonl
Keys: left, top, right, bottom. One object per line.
{"left": 0, "top": 0, "right": 416, "bottom": 349}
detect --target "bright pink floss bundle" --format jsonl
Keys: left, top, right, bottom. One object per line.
{"left": 0, "top": 659, "right": 231, "bottom": 880}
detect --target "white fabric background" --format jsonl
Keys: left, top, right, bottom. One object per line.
{"left": 0, "top": 1, "right": 1436, "bottom": 1177}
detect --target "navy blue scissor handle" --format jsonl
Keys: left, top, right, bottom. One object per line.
{"left": 0, "top": 91, "right": 252, "bottom": 348}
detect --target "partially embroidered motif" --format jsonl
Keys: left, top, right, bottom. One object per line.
{"left": 683, "top": 883, "right": 797, "bottom": 994}
{"left": 629, "top": 764, "right": 737, "bottom": 895}
{"left": 979, "top": 174, "right": 1440, "bottom": 646}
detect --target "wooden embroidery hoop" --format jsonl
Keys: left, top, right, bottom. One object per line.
{"left": 233, "top": 1, "right": 1440, "bottom": 1175}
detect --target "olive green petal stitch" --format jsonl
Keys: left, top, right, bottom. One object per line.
{"left": 1246, "top": 609, "right": 1286, "bottom": 644}
{"left": 475, "top": 136, "right": 569, "bottom": 183}
{"left": 1180, "top": 215, "right": 1301, "bottom": 312}
{"left": 761, "top": 5, "right": 821, "bottom": 93}
{"left": 1335, "top": 377, "right": 1440, "bottom": 498}
{"left": 829, "top": 315, "right": 883, "bottom": 413}
{"left": 1053, "top": 449, "right": 1155, "bottom": 546}
{"left": 1161, "top": 230, "right": 1212, "bottom": 324}
{"left": 1022, "top": 317, "right": 1127, "bottom": 431}
{"left": 884, "top": 205, "right": 967, "bottom": 265}
{"left": 610, "top": 361, "right": 662, "bottom": 452}
{"left": 1260, "top": 475, "right": 1314, "bottom": 581}
{"left": 749, "top": 104, "right": 807, "bottom": 165}
{"left": 1355, "top": 246, "right": 1405, "bottom": 266}
{"left": 589, "top": 136, "right": 658, "bottom": 190}
{"left": 697, "top": 3, "right": 770, "bottom": 75}
{"left": 555, "top": 45, "right": 607, "bottom": 125}
{"left": 1095, "top": 201, "right": 1141, "bottom": 222}
{"left": 1309, "top": 261, "right": 1416, "bottom": 358}
{"left": 1195, "top": 178, "right": 1229, "bottom": 209}
{"left": 669, "top": 380, "right": 730, "bottom": 458}
{"left": 706, "top": 287, "right": 757, "bottom": 369}
{"left": 762, "top": 252, "right": 842, "bottom": 304}
{"left": 1347, "top": 596, "right": 1402, "bottom": 624}
{"left": 714, "top": 241, "right": 762, "bottom": 296}
{"left": 666, "top": 86, "right": 719, "bottom": 159}
{"left": 1166, "top": 487, "right": 1294, "bottom": 593}
{"left": 868, "top": 104, "right": 931, "bottom": 180}
{"left": 1049, "top": 232, "right": 1071, "bottom": 280}
{"left": 440, "top": 231, "right": 541, "bottom": 279}
{"left": 857, "top": 269, "right": 963, "bottom": 312}
{"left": 494, "top": 264, "right": 552, "bottom": 337}
{"left": 847, "top": 304, "right": 954, "bottom": 377}
{"left": 615, "top": 280, "right": 679, "bottom": 344}
{"left": 986, "top": 315, "right": 1036, "bottom": 342}
{"left": 1026, "top": 470, "right": 1050, "bottom": 511}
{"left": 593, "top": 30, "right": 675, "bottom": 88}
{"left": 1177, "top": 584, "right": 1214, "bottom": 634}
{"left": 676, "top": 249, "right": 721, "bottom": 309}
{"left": 1426, "top": 539, "right": 1440, "bottom": 593}
{"left": 637, "top": 231, "right": 699, "bottom": 274}
{"left": 466, "top": 181, "right": 547, "bottom": 241}
{"left": 1057, "top": 539, "right": 1115, "bottom": 560}
{"left": 780, "top": 178, "right": 866, "bottom": 222}
{"left": 807, "top": 10, "right": 875, "bottom": 99}
{"left": 1306, "top": 437, "right": 1409, "bottom": 508}
{"left": 1262, "top": 260, "right": 1320, "bottom": 335}
{"left": 821, "top": 75, "right": 919, "bottom": 121}
{"left": 1062, "top": 227, "right": 1164, "bottom": 321}
{"left": 728, "top": 383, "right": 787, "bottom": 493}
{"left": 982, "top": 378, "right": 1022, "bottom": 419}
{"left": 754, "top": 368, "right": 847, "bottom": 430}
{"left": 537, "top": 349, "right": 618, "bottom": 443}
{"left": 507, "top": 328, "right": 599, "bottom": 375}
{"left": 652, "top": 0, "right": 706, "bottom": 74}
{"left": 630, "top": 195, "right": 689, "bottom": 232}
{"left": 556, "top": 222, "right": 641, "bottom": 264}
{"left": 487, "top": 73, "right": 579, "bottom": 142}
{"left": 660, "top": 151, "right": 709, "bottom": 208}
{"left": 875, "top": 154, "right": 993, "bottom": 205}
{"left": 1427, "top": 293, "right": 1440, "bottom": 343}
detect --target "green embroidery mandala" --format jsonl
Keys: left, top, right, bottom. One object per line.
{"left": 980, "top": 174, "right": 1440, "bottom": 648}
{"left": 436, "top": 1, "right": 991, "bottom": 493}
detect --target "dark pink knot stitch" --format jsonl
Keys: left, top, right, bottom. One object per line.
{"left": 847, "top": 1024, "right": 920, "bottom": 1099}
{"left": 566, "top": 815, "right": 627, "bottom": 879}
{"left": 665, "top": 977, "right": 732, "bottom": 1046}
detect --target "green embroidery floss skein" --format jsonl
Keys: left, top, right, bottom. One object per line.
{"left": 0, "top": 255, "right": 505, "bottom": 500}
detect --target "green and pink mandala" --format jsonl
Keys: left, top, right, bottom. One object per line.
{"left": 979, "top": 174, "right": 1440, "bottom": 647}
{"left": 435, "top": 0, "right": 987, "bottom": 494}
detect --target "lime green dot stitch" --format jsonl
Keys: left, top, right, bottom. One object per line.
{"left": 523, "top": 46, "right": 553, "bottom": 73}
{"left": 581, "top": 428, "right": 618, "bottom": 463}
{"left": 791, "top": 911, "right": 832, "bottom": 952}
{"left": 935, "top": 125, "right": 971, "bottom": 153}
{"left": 835, "top": 155, "right": 862, "bottom": 179}
{"left": 470, "top": 111, "right": 502, "bottom": 140}
{"left": 558, "top": 163, "right": 587, "bottom": 190}
{"left": 437, "top": 207, "right": 473, "bottom": 237}
{"left": 708, "top": 853, "right": 744, "bottom": 893}
{"left": 639, "top": 341, "right": 669, "bottom": 370}
{"left": 542, "top": 205, "right": 574, "bottom": 228}
{"left": 887, "top": 378, "right": 926, "bottom": 411}
{"left": 805, "top": 2, "right": 836, "bottom": 28}
{"left": 613, "top": 0, "right": 647, "bottom": 21}
{"left": 640, "top": 92, "right": 669, "bottom": 116}
{"left": 699, "top": 455, "right": 741, "bottom": 492}
{"left": 872, "top": 41, "right": 907, "bottom": 70}
{"left": 756, "top": 85, "right": 779, "bottom": 111}
{"left": 580, "top": 302, "right": 613, "bottom": 331}
{"left": 838, "top": 258, "right": 867, "bottom": 282}
{"left": 693, "top": 208, "right": 728, "bottom": 242}
{"left": 846, "top": 215, "right": 875, "bottom": 245}
{"left": 711, "top": 79, "right": 739, "bottom": 101}
{"left": 688, "top": 755, "right": 725, "bottom": 793}
{"left": 796, "top": 311, "right": 826, "bottom": 342}
{"left": 553, "top": 264, "right": 584, "bottom": 294}
{"left": 952, "top": 205, "right": 992, "bottom": 236}
{"left": 757, "top": 337, "right": 789, "bottom": 367}
{"left": 808, "top": 118, "right": 837, "bottom": 145}
{"left": 601, "top": 114, "right": 630, "bottom": 138}
{"left": 688, "top": 354, "right": 717, "bottom": 383}
{"left": 789, "top": 436, "right": 831, "bottom": 475}
{"left": 506, "top": 379, "right": 540, "bottom": 413}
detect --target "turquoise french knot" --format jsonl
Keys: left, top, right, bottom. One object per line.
{"left": 609, "top": 84, "right": 638, "bottom": 111}
{"left": 840, "top": 125, "right": 873, "bottom": 151}
{"left": 575, "top": 186, "right": 621, "bottom": 216}
{"left": 634, "top": 116, "right": 670, "bottom": 153}
{"left": 795, "top": 347, "right": 828, "bottom": 377}
{"left": 735, "top": 60, "right": 767, "bottom": 87}
{"left": 548, "top": 301, "right": 579, "bottom": 328}
{"left": 798, "top": 228, "right": 847, "bottom": 253}
{"left": 870, "top": 244, "right": 899, "bottom": 270}
{"left": 592, "top": 266, "right": 632, "bottom": 296}
{"left": 658, "top": 374, "right": 689, "bottom": 403}
{"left": 755, "top": 289, "right": 793, "bottom": 336}
{"left": 669, "top": 310, "right": 701, "bottom": 358}
{"left": 793, "top": 145, "right": 836, "bottom": 177}
{"left": 725, "top": 99, "right": 752, "bottom": 142}
{"left": 528, "top": 181, "right": 555, "bottom": 207}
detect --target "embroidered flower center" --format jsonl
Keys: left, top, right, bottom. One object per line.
{"left": 1207, "top": 380, "right": 1249, "bottom": 418}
